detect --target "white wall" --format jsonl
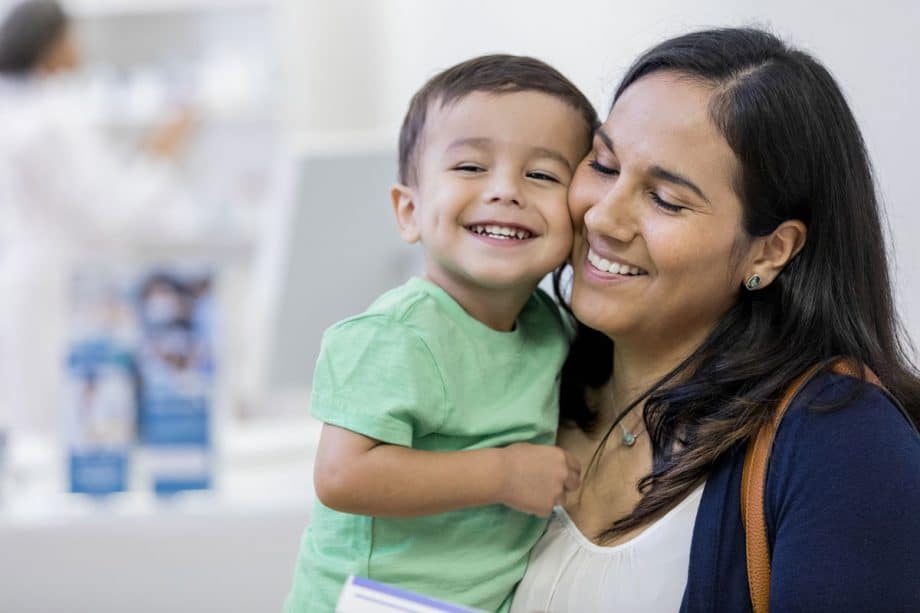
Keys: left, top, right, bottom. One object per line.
{"left": 276, "top": 0, "right": 920, "bottom": 357}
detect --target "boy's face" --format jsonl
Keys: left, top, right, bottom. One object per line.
{"left": 392, "top": 90, "right": 590, "bottom": 296}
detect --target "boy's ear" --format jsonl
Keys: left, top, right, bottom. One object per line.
{"left": 391, "top": 183, "right": 421, "bottom": 244}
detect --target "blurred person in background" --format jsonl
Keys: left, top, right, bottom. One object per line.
{"left": 0, "top": 0, "right": 203, "bottom": 437}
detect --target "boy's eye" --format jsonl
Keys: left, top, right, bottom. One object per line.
{"left": 588, "top": 159, "right": 619, "bottom": 176}
{"left": 526, "top": 170, "right": 560, "bottom": 183}
{"left": 453, "top": 164, "right": 485, "bottom": 173}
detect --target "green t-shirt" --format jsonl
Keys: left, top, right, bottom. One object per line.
{"left": 284, "top": 277, "right": 569, "bottom": 613}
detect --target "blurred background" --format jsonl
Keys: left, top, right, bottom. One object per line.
{"left": 0, "top": 0, "right": 916, "bottom": 611}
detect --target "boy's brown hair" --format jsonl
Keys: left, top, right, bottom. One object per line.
{"left": 398, "top": 54, "right": 598, "bottom": 185}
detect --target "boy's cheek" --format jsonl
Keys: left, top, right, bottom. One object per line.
{"left": 549, "top": 224, "right": 575, "bottom": 268}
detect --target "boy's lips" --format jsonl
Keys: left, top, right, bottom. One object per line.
{"left": 464, "top": 221, "right": 539, "bottom": 241}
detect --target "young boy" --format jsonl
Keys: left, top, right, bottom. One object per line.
{"left": 285, "top": 55, "right": 597, "bottom": 613}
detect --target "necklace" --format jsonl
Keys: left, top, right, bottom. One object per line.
{"left": 619, "top": 421, "right": 644, "bottom": 447}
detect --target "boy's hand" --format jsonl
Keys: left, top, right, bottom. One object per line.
{"left": 499, "top": 443, "right": 581, "bottom": 517}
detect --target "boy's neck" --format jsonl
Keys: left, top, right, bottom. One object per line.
{"left": 422, "top": 270, "right": 536, "bottom": 332}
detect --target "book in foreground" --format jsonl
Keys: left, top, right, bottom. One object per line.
{"left": 336, "top": 576, "right": 488, "bottom": 613}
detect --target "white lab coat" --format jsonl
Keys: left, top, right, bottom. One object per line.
{"left": 0, "top": 76, "right": 204, "bottom": 434}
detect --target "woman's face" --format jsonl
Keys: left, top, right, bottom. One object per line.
{"left": 38, "top": 28, "right": 81, "bottom": 75}
{"left": 569, "top": 71, "right": 753, "bottom": 354}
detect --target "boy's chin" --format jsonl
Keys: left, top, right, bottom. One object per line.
{"left": 463, "top": 268, "right": 551, "bottom": 292}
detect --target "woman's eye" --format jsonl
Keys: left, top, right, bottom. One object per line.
{"left": 650, "top": 192, "right": 684, "bottom": 213}
{"left": 588, "top": 159, "right": 619, "bottom": 176}
{"left": 526, "top": 171, "right": 560, "bottom": 183}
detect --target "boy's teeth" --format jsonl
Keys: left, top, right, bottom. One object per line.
{"left": 587, "top": 248, "right": 646, "bottom": 276}
{"left": 470, "top": 224, "right": 532, "bottom": 240}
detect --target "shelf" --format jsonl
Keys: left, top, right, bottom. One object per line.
{"left": 288, "top": 127, "right": 397, "bottom": 157}
{"left": 67, "top": 0, "right": 273, "bottom": 19}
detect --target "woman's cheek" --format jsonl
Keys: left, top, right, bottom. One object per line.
{"left": 567, "top": 173, "right": 594, "bottom": 223}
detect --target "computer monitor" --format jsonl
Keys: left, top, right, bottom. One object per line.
{"left": 259, "top": 150, "right": 418, "bottom": 393}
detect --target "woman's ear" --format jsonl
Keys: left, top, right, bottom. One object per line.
{"left": 744, "top": 220, "right": 807, "bottom": 289}
{"left": 391, "top": 184, "right": 421, "bottom": 244}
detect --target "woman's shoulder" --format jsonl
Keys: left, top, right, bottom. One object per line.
{"left": 754, "top": 374, "right": 920, "bottom": 610}
{"left": 777, "top": 371, "right": 918, "bottom": 452}
{"left": 767, "top": 370, "right": 920, "bottom": 517}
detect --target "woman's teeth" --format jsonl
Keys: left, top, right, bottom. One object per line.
{"left": 587, "top": 248, "right": 646, "bottom": 276}
{"left": 469, "top": 225, "right": 532, "bottom": 240}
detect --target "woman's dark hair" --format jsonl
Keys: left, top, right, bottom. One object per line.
{"left": 554, "top": 27, "right": 920, "bottom": 541}
{"left": 0, "top": 0, "right": 68, "bottom": 76}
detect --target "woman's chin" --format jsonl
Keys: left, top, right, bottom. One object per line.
{"left": 571, "top": 295, "right": 629, "bottom": 338}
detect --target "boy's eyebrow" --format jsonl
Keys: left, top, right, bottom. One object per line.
{"left": 531, "top": 146, "right": 574, "bottom": 171}
{"left": 446, "top": 137, "right": 574, "bottom": 171}
{"left": 593, "top": 127, "right": 710, "bottom": 204}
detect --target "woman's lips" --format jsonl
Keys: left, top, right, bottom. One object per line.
{"left": 586, "top": 247, "right": 648, "bottom": 276}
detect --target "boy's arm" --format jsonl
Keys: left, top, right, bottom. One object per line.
{"left": 314, "top": 424, "right": 581, "bottom": 518}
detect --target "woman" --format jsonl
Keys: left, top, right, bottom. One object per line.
{"left": 511, "top": 28, "right": 920, "bottom": 612}
{"left": 0, "top": 0, "right": 197, "bottom": 434}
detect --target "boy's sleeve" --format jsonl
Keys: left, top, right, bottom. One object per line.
{"left": 309, "top": 315, "right": 447, "bottom": 447}
{"left": 533, "top": 287, "right": 575, "bottom": 341}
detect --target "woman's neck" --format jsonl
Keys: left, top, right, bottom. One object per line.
{"left": 605, "top": 331, "right": 709, "bottom": 422}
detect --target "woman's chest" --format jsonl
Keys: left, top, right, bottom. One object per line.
{"left": 511, "top": 486, "right": 705, "bottom": 613}
{"left": 559, "top": 426, "right": 653, "bottom": 544}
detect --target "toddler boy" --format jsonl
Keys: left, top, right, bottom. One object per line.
{"left": 285, "top": 54, "right": 597, "bottom": 613}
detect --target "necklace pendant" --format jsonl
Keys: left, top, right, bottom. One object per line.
{"left": 622, "top": 430, "right": 637, "bottom": 447}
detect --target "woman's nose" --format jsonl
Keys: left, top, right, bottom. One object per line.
{"left": 583, "top": 184, "right": 638, "bottom": 243}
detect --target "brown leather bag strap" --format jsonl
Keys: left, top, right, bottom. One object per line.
{"left": 741, "top": 358, "right": 882, "bottom": 613}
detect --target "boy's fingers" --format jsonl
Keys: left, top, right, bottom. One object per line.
{"left": 564, "top": 450, "right": 582, "bottom": 474}
{"left": 564, "top": 468, "right": 580, "bottom": 491}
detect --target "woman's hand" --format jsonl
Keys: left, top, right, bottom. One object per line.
{"left": 143, "top": 107, "right": 197, "bottom": 159}
{"left": 499, "top": 443, "right": 581, "bottom": 517}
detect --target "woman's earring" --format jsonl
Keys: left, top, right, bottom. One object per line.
{"left": 745, "top": 274, "right": 762, "bottom": 291}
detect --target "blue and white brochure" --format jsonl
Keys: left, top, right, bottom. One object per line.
{"left": 65, "top": 339, "right": 136, "bottom": 495}
{"left": 336, "top": 576, "right": 486, "bottom": 613}
{"left": 135, "top": 269, "right": 215, "bottom": 495}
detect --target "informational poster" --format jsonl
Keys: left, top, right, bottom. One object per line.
{"left": 66, "top": 266, "right": 216, "bottom": 496}
{"left": 65, "top": 270, "right": 137, "bottom": 495}
{"left": 134, "top": 269, "right": 216, "bottom": 495}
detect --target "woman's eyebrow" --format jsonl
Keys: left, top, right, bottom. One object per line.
{"left": 648, "top": 166, "right": 710, "bottom": 204}
{"left": 595, "top": 127, "right": 710, "bottom": 204}
{"left": 594, "top": 127, "right": 614, "bottom": 151}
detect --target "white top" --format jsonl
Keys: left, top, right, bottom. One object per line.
{"left": 510, "top": 484, "right": 704, "bottom": 613}
{"left": 0, "top": 76, "right": 203, "bottom": 433}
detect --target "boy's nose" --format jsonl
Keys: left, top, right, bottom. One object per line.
{"left": 484, "top": 175, "right": 522, "bottom": 207}
{"left": 488, "top": 193, "right": 521, "bottom": 206}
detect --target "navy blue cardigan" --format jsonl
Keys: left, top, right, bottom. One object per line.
{"left": 681, "top": 373, "right": 920, "bottom": 612}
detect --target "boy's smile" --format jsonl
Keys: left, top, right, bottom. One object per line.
{"left": 467, "top": 222, "right": 537, "bottom": 243}
{"left": 391, "top": 90, "right": 591, "bottom": 327}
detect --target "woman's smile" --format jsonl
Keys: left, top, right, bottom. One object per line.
{"left": 585, "top": 246, "right": 648, "bottom": 277}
